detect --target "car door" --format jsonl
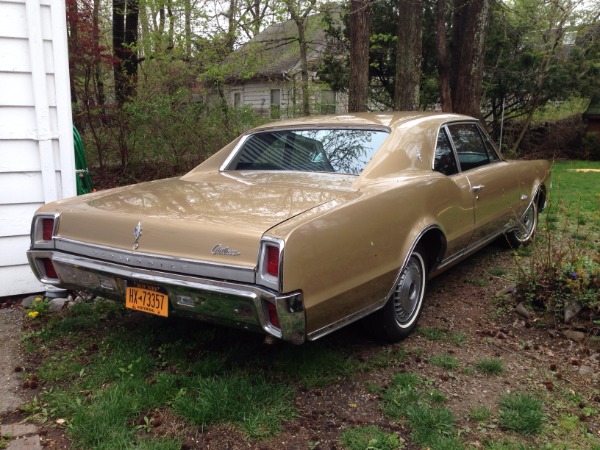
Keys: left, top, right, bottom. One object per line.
{"left": 432, "top": 127, "right": 475, "bottom": 258}
{"left": 446, "top": 122, "right": 521, "bottom": 245}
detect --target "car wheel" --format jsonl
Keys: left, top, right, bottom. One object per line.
{"left": 505, "top": 201, "right": 538, "bottom": 248}
{"left": 374, "top": 246, "right": 428, "bottom": 342}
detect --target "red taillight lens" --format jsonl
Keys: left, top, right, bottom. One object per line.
{"left": 267, "top": 302, "right": 280, "bottom": 329}
{"left": 42, "top": 218, "right": 54, "bottom": 241}
{"left": 266, "top": 245, "right": 279, "bottom": 277}
{"left": 42, "top": 258, "right": 58, "bottom": 279}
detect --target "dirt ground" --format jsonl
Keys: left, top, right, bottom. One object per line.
{"left": 1, "top": 243, "right": 599, "bottom": 449}
{"left": 0, "top": 303, "right": 25, "bottom": 415}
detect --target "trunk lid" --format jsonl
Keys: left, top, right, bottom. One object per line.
{"left": 56, "top": 171, "right": 356, "bottom": 268}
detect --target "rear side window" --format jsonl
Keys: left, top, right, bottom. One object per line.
{"left": 227, "top": 129, "right": 389, "bottom": 175}
{"left": 447, "top": 123, "right": 499, "bottom": 171}
{"left": 434, "top": 128, "right": 459, "bottom": 176}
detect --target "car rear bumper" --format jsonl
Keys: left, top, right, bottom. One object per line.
{"left": 27, "top": 250, "right": 306, "bottom": 344}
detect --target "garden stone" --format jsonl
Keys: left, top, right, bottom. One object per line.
{"left": 561, "top": 330, "right": 585, "bottom": 342}
{"left": 20, "top": 295, "right": 41, "bottom": 308}
{"left": 48, "top": 298, "right": 68, "bottom": 312}
{"left": 515, "top": 302, "right": 532, "bottom": 319}
{"left": 579, "top": 365, "right": 595, "bottom": 376}
{"left": 564, "top": 301, "right": 583, "bottom": 324}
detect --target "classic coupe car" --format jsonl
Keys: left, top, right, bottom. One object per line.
{"left": 28, "top": 112, "right": 550, "bottom": 344}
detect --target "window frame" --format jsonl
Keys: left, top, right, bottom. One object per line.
{"left": 434, "top": 121, "right": 502, "bottom": 175}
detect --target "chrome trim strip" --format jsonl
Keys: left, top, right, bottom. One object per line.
{"left": 434, "top": 223, "right": 512, "bottom": 274}
{"left": 54, "top": 238, "right": 256, "bottom": 283}
{"left": 27, "top": 250, "right": 306, "bottom": 344}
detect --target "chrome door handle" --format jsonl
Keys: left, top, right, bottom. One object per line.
{"left": 471, "top": 185, "right": 485, "bottom": 192}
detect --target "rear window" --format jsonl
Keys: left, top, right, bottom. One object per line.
{"left": 226, "top": 129, "right": 389, "bottom": 175}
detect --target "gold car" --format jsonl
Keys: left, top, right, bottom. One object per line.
{"left": 28, "top": 112, "right": 551, "bottom": 344}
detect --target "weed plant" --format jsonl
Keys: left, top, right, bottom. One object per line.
{"left": 474, "top": 358, "right": 504, "bottom": 376}
{"left": 498, "top": 393, "right": 544, "bottom": 435}
{"left": 513, "top": 162, "right": 599, "bottom": 327}
{"left": 340, "top": 425, "right": 402, "bottom": 450}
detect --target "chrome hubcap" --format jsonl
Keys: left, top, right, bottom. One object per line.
{"left": 515, "top": 204, "right": 536, "bottom": 242}
{"left": 393, "top": 254, "right": 425, "bottom": 327}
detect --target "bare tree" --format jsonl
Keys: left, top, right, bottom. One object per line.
{"left": 284, "top": 0, "right": 318, "bottom": 116}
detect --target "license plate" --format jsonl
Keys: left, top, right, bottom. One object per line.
{"left": 126, "top": 282, "right": 169, "bottom": 317}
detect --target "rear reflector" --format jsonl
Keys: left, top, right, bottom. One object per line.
{"left": 42, "top": 258, "right": 58, "bottom": 279}
{"left": 42, "top": 218, "right": 54, "bottom": 241}
{"left": 267, "top": 302, "right": 280, "bottom": 329}
{"left": 266, "top": 245, "right": 279, "bottom": 277}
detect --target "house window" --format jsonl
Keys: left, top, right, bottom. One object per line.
{"left": 233, "top": 91, "right": 242, "bottom": 107}
{"left": 270, "top": 89, "right": 281, "bottom": 119}
{"left": 321, "top": 90, "right": 336, "bottom": 114}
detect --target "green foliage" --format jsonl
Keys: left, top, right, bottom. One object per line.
{"left": 340, "top": 425, "right": 402, "bottom": 450}
{"left": 418, "top": 327, "right": 447, "bottom": 341}
{"left": 172, "top": 373, "right": 294, "bottom": 438}
{"left": 474, "top": 358, "right": 504, "bottom": 376}
{"left": 382, "top": 373, "right": 462, "bottom": 449}
{"left": 25, "top": 296, "right": 49, "bottom": 320}
{"left": 430, "top": 354, "right": 460, "bottom": 370}
{"left": 468, "top": 405, "right": 492, "bottom": 422}
{"left": 499, "top": 393, "right": 544, "bottom": 435}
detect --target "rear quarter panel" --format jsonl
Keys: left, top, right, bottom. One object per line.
{"left": 269, "top": 173, "right": 471, "bottom": 335}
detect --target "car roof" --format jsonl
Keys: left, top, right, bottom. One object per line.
{"left": 249, "top": 112, "right": 475, "bottom": 133}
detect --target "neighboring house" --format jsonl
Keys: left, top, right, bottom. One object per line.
{"left": 0, "top": 0, "right": 75, "bottom": 296}
{"left": 224, "top": 9, "right": 347, "bottom": 118}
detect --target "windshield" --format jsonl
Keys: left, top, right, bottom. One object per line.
{"left": 226, "top": 129, "right": 390, "bottom": 175}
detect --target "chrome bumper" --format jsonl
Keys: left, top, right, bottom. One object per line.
{"left": 27, "top": 250, "right": 306, "bottom": 344}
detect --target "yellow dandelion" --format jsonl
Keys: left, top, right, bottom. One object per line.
{"left": 35, "top": 297, "right": 42, "bottom": 302}
{"left": 28, "top": 311, "right": 39, "bottom": 319}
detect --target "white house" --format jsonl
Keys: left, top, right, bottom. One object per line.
{"left": 224, "top": 9, "right": 348, "bottom": 119}
{"left": 0, "top": 0, "right": 75, "bottom": 296}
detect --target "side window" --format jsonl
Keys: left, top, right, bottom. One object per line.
{"left": 434, "top": 128, "right": 459, "bottom": 176}
{"left": 447, "top": 123, "right": 492, "bottom": 171}
{"left": 479, "top": 127, "right": 501, "bottom": 162}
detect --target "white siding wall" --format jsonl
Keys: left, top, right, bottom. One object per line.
{"left": 226, "top": 78, "right": 348, "bottom": 119}
{"left": 0, "top": 0, "right": 75, "bottom": 296}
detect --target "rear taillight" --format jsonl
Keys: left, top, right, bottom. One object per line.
{"left": 42, "top": 218, "right": 54, "bottom": 241}
{"left": 42, "top": 258, "right": 58, "bottom": 279}
{"left": 266, "top": 245, "right": 279, "bottom": 277}
{"left": 267, "top": 302, "right": 280, "bottom": 329}
{"left": 258, "top": 238, "right": 283, "bottom": 291}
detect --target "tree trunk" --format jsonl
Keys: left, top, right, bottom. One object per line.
{"left": 124, "top": 0, "right": 139, "bottom": 97}
{"left": 450, "top": 0, "right": 491, "bottom": 118}
{"left": 436, "top": 0, "right": 452, "bottom": 112}
{"left": 394, "top": 0, "right": 422, "bottom": 110}
{"left": 285, "top": 0, "right": 316, "bottom": 116}
{"left": 348, "top": 0, "right": 371, "bottom": 112}
{"left": 113, "top": 0, "right": 126, "bottom": 104}
{"left": 93, "top": 0, "right": 105, "bottom": 113}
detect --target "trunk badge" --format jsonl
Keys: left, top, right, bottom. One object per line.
{"left": 211, "top": 244, "right": 240, "bottom": 256}
{"left": 133, "top": 221, "right": 143, "bottom": 250}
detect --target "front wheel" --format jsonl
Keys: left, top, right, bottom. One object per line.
{"left": 372, "top": 246, "right": 428, "bottom": 342}
{"left": 505, "top": 201, "right": 538, "bottom": 248}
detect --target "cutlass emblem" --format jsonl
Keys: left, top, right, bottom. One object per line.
{"left": 211, "top": 244, "right": 240, "bottom": 256}
{"left": 133, "top": 221, "right": 142, "bottom": 250}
